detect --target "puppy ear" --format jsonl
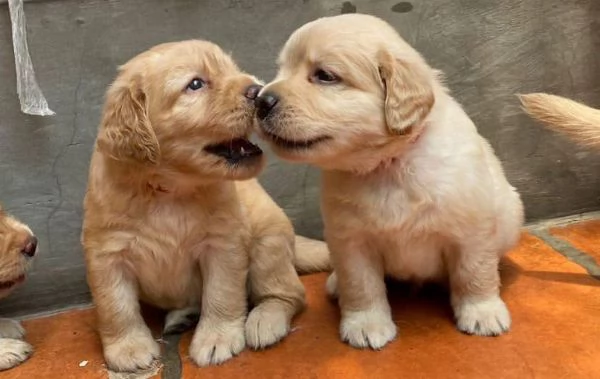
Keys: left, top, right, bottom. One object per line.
{"left": 96, "top": 74, "right": 160, "bottom": 164}
{"left": 378, "top": 50, "right": 435, "bottom": 135}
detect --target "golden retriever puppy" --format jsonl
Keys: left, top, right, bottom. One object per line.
{"left": 255, "top": 14, "right": 524, "bottom": 349}
{"left": 520, "top": 93, "right": 600, "bottom": 147}
{"left": 82, "top": 40, "right": 329, "bottom": 372}
{"left": 0, "top": 204, "right": 37, "bottom": 370}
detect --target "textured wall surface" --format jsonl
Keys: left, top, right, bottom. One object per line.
{"left": 0, "top": 0, "right": 598, "bottom": 316}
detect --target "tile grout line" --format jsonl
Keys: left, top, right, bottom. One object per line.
{"left": 524, "top": 210, "right": 600, "bottom": 229}
{"left": 18, "top": 303, "right": 94, "bottom": 321}
{"left": 161, "top": 333, "right": 183, "bottom": 379}
{"left": 529, "top": 228, "right": 600, "bottom": 280}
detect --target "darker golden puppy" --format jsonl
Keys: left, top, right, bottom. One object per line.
{"left": 0, "top": 204, "right": 37, "bottom": 370}
{"left": 82, "top": 40, "right": 329, "bottom": 372}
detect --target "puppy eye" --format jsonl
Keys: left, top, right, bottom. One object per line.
{"left": 312, "top": 69, "right": 339, "bottom": 84}
{"left": 186, "top": 78, "right": 205, "bottom": 91}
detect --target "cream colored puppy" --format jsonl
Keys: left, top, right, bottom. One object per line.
{"left": 255, "top": 14, "right": 524, "bottom": 349}
{"left": 82, "top": 40, "right": 329, "bottom": 372}
{"left": 0, "top": 204, "right": 37, "bottom": 370}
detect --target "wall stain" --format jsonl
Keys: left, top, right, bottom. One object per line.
{"left": 228, "top": 0, "right": 254, "bottom": 9}
{"left": 341, "top": 1, "right": 357, "bottom": 14}
{"left": 391, "top": 2, "right": 413, "bottom": 13}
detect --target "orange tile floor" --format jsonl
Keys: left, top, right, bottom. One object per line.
{"left": 3, "top": 220, "right": 600, "bottom": 379}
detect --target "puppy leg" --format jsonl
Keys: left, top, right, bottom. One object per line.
{"left": 0, "top": 319, "right": 25, "bottom": 340}
{"left": 331, "top": 238, "right": 397, "bottom": 350}
{"left": 246, "top": 233, "right": 305, "bottom": 349}
{"left": 189, "top": 241, "right": 247, "bottom": 367}
{"left": 0, "top": 316, "right": 33, "bottom": 370}
{"left": 87, "top": 256, "right": 159, "bottom": 372}
{"left": 0, "top": 338, "right": 32, "bottom": 371}
{"left": 448, "top": 239, "right": 511, "bottom": 336}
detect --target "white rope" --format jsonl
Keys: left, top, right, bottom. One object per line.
{"left": 8, "top": 0, "right": 55, "bottom": 116}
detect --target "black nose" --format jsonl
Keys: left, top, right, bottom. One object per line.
{"left": 255, "top": 92, "right": 279, "bottom": 120}
{"left": 244, "top": 84, "right": 263, "bottom": 100}
{"left": 21, "top": 236, "right": 37, "bottom": 258}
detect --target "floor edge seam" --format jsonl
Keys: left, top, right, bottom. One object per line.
{"left": 530, "top": 229, "right": 600, "bottom": 280}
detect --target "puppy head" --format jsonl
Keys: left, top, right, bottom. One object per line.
{"left": 0, "top": 204, "right": 37, "bottom": 299}
{"left": 255, "top": 14, "right": 436, "bottom": 171}
{"left": 96, "top": 40, "right": 265, "bottom": 182}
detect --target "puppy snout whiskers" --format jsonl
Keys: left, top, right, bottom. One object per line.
{"left": 244, "top": 84, "right": 263, "bottom": 100}
{"left": 255, "top": 92, "right": 279, "bottom": 120}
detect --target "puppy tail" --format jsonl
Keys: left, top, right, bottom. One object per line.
{"left": 293, "top": 235, "right": 331, "bottom": 274}
{"left": 519, "top": 93, "right": 600, "bottom": 148}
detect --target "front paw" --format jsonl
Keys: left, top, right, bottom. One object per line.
{"left": 453, "top": 295, "right": 511, "bottom": 336}
{"left": 189, "top": 319, "right": 245, "bottom": 367}
{"left": 245, "top": 303, "right": 291, "bottom": 349}
{"left": 340, "top": 308, "right": 397, "bottom": 349}
{"left": 0, "top": 338, "right": 32, "bottom": 371}
{"left": 103, "top": 330, "right": 160, "bottom": 372}
{"left": 0, "top": 319, "right": 25, "bottom": 340}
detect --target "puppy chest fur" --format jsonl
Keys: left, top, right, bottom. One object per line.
{"left": 134, "top": 200, "right": 245, "bottom": 309}
{"left": 83, "top": 169, "right": 248, "bottom": 310}
{"left": 321, "top": 114, "right": 522, "bottom": 284}
{"left": 322, "top": 167, "right": 449, "bottom": 282}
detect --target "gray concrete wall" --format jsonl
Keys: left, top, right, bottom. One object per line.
{"left": 0, "top": 0, "right": 598, "bottom": 316}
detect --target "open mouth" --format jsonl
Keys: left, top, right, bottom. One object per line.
{"left": 0, "top": 274, "right": 25, "bottom": 290}
{"left": 262, "top": 130, "right": 330, "bottom": 150}
{"left": 204, "top": 138, "right": 263, "bottom": 164}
